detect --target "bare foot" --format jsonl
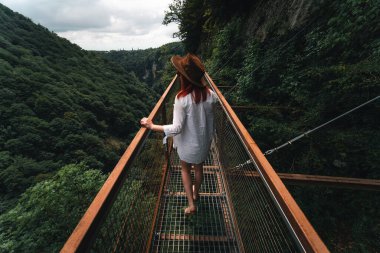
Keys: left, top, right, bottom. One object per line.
{"left": 184, "top": 205, "right": 196, "bottom": 215}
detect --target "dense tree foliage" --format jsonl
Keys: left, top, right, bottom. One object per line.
{"left": 0, "top": 2, "right": 187, "bottom": 251}
{"left": 0, "top": 163, "right": 106, "bottom": 252}
{"left": 163, "top": 0, "right": 251, "bottom": 52}
{"left": 164, "top": 0, "right": 380, "bottom": 251}
{"left": 99, "top": 42, "right": 184, "bottom": 94}
{"left": 0, "top": 3, "right": 157, "bottom": 212}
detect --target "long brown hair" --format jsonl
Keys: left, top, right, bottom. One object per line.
{"left": 177, "top": 74, "right": 210, "bottom": 104}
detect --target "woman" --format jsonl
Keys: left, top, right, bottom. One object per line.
{"left": 140, "top": 53, "right": 217, "bottom": 215}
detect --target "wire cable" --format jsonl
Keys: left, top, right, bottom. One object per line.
{"left": 264, "top": 95, "right": 380, "bottom": 156}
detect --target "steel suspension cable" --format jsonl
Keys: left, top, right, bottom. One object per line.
{"left": 264, "top": 95, "right": 380, "bottom": 156}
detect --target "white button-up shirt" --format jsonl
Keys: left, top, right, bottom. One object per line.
{"left": 163, "top": 90, "right": 218, "bottom": 164}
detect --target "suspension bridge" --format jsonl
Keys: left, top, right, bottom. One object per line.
{"left": 61, "top": 74, "right": 379, "bottom": 253}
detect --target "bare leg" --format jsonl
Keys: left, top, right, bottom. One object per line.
{"left": 193, "top": 163, "right": 203, "bottom": 201}
{"left": 181, "top": 160, "right": 196, "bottom": 213}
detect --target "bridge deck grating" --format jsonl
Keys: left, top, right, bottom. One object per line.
{"left": 150, "top": 143, "right": 240, "bottom": 253}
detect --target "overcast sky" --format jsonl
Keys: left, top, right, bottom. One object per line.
{"left": 0, "top": 0, "right": 179, "bottom": 50}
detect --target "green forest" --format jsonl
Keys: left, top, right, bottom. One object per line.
{"left": 0, "top": 3, "right": 182, "bottom": 252}
{"left": 98, "top": 42, "right": 184, "bottom": 94}
{"left": 163, "top": 0, "right": 379, "bottom": 251}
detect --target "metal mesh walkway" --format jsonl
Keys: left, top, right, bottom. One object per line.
{"left": 150, "top": 142, "right": 241, "bottom": 252}
{"left": 62, "top": 74, "right": 329, "bottom": 253}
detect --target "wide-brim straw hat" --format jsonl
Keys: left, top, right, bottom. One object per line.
{"left": 171, "top": 53, "right": 207, "bottom": 87}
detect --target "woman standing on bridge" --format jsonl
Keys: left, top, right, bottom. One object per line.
{"left": 140, "top": 53, "right": 217, "bottom": 215}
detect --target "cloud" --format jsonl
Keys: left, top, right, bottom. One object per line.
{"left": 58, "top": 23, "right": 179, "bottom": 51}
{"left": 0, "top": 0, "right": 179, "bottom": 49}
{"left": 1, "top": 0, "right": 110, "bottom": 31}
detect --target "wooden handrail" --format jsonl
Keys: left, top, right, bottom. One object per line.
{"left": 61, "top": 75, "right": 178, "bottom": 253}
{"left": 234, "top": 171, "right": 380, "bottom": 191}
{"left": 205, "top": 72, "right": 329, "bottom": 253}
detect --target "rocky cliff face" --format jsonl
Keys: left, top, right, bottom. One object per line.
{"left": 198, "top": 0, "right": 319, "bottom": 61}
{"left": 245, "top": 0, "right": 314, "bottom": 41}
{"left": 240, "top": 0, "right": 321, "bottom": 41}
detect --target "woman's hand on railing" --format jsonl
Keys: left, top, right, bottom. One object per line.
{"left": 140, "top": 117, "right": 153, "bottom": 129}
{"left": 141, "top": 117, "right": 165, "bottom": 132}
